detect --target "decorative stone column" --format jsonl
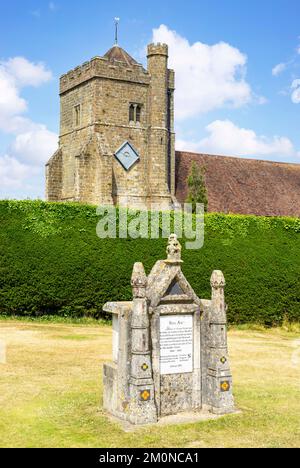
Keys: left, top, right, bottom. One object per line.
{"left": 207, "top": 270, "right": 235, "bottom": 414}
{"left": 128, "top": 263, "right": 157, "bottom": 424}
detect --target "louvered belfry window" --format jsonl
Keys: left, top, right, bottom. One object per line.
{"left": 129, "top": 103, "right": 142, "bottom": 123}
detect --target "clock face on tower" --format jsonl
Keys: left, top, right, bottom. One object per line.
{"left": 114, "top": 141, "right": 140, "bottom": 171}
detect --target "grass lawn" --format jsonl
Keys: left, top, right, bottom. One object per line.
{"left": 0, "top": 319, "right": 299, "bottom": 448}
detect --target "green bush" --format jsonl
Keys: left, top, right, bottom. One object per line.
{"left": 186, "top": 162, "right": 208, "bottom": 212}
{"left": 0, "top": 200, "right": 299, "bottom": 325}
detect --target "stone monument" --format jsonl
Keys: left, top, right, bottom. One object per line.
{"left": 103, "top": 235, "right": 235, "bottom": 425}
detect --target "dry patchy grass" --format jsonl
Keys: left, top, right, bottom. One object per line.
{"left": 0, "top": 320, "right": 299, "bottom": 448}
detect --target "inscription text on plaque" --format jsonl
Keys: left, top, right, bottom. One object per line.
{"left": 160, "top": 315, "right": 193, "bottom": 375}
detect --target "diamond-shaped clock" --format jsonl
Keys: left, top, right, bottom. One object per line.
{"left": 114, "top": 141, "right": 140, "bottom": 171}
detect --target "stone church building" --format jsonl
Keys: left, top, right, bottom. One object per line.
{"left": 46, "top": 42, "right": 300, "bottom": 217}
{"left": 46, "top": 42, "right": 176, "bottom": 210}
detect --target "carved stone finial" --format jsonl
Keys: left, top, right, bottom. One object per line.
{"left": 210, "top": 270, "right": 226, "bottom": 289}
{"left": 131, "top": 262, "right": 147, "bottom": 298}
{"left": 166, "top": 234, "right": 183, "bottom": 264}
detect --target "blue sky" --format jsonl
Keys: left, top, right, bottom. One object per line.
{"left": 0, "top": 0, "right": 300, "bottom": 199}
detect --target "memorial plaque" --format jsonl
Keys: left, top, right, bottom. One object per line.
{"left": 160, "top": 315, "right": 193, "bottom": 375}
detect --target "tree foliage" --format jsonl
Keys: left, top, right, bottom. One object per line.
{"left": 186, "top": 162, "right": 208, "bottom": 212}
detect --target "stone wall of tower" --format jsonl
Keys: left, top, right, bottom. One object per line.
{"left": 147, "top": 43, "right": 172, "bottom": 208}
{"left": 168, "top": 69, "right": 176, "bottom": 196}
{"left": 93, "top": 74, "right": 150, "bottom": 207}
{"left": 59, "top": 80, "right": 95, "bottom": 201}
{"left": 45, "top": 149, "right": 63, "bottom": 201}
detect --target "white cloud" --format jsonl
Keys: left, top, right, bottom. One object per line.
{"left": 0, "top": 57, "right": 52, "bottom": 131}
{"left": 0, "top": 154, "right": 45, "bottom": 199}
{"left": 3, "top": 57, "right": 52, "bottom": 88}
{"left": 272, "top": 62, "right": 287, "bottom": 76}
{"left": 0, "top": 68, "right": 27, "bottom": 120}
{"left": 176, "top": 139, "right": 203, "bottom": 153}
{"left": 10, "top": 125, "right": 57, "bottom": 164}
{"left": 0, "top": 116, "right": 41, "bottom": 135}
{"left": 176, "top": 120, "right": 299, "bottom": 160}
{"left": 271, "top": 40, "right": 300, "bottom": 81}
{"left": 0, "top": 57, "right": 57, "bottom": 197}
{"left": 152, "top": 24, "right": 257, "bottom": 120}
{"left": 0, "top": 155, "right": 30, "bottom": 189}
{"left": 291, "top": 79, "right": 300, "bottom": 103}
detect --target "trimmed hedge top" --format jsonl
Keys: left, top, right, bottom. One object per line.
{"left": 0, "top": 200, "right": 299, "bottom": 325}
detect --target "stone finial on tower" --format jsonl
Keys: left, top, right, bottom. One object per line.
{"left": 165, "top": 234, "right": 183, "bottom": 264}
{"left": 131, "top": 262, "right": 147, "bottom": 298}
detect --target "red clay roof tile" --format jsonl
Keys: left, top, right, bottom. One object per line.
{"left": 175, "top": 151, "right": 300, "bottom": 217}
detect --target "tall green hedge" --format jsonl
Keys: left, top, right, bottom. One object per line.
{"left": 0, "top": 200, "right": 299, "bottom": 325}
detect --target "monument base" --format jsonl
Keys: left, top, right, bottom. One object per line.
{"left": 103, "top": 407, "right": 240, "bottom": 432}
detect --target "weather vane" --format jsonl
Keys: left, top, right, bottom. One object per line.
{"left": 114, "top": 17, "right": 120, "bottom": 45}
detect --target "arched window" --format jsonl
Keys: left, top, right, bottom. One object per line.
{"left": 129, "top": 104, "right": 135, "bottom": 122}
{"left": 136, "top": 105, "right": 141, "bottom": 123}
{"left": 74, "top": 104, "right": 81, "bottom": 127}
{"left": 129, "top": 103, "right": 142, "bottom": 124}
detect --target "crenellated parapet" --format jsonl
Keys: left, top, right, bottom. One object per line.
{"left": 147, "top": 42, "right": 169, "bottom": 57}
{"left": 60, "top": 57, "right": 150, "bottom": 95}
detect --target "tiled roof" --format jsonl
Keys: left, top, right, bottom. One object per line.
{"left": 175, "top": 151, "right": 300, "bottom": 217}
{"left": 103, "top": 45, "right": 139, "bottom": 67}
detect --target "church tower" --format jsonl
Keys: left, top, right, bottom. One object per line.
{"left": 46, "top": 40, "right": 176, "bottom": 210}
